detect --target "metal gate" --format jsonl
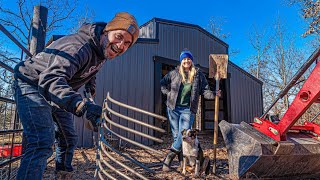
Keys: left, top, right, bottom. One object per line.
{"left": 95, "top": 92, "right": 167, "bottom": 179}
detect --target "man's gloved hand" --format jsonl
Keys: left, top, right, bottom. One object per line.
{"left": 75, "top": 99, "right": 102, "bottom": 130}
{"left": 85, "top": 86, "right": 96, "bottom": 97}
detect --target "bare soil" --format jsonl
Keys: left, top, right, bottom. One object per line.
{"left": 44, "top": 134, "right": 230, "bottom": 180}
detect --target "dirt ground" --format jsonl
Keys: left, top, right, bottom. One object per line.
{"left": 43, "top": 133, "right": 230, "bottom": 180}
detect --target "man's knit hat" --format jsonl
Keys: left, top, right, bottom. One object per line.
{"left": 179, "top": 49, "right": 193, "bottom": 62}
{"left": 104, "top": 12, "right": 139, "bottom": 47}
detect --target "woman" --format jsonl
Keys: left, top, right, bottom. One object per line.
{"left": 161, "top": 49, "right": 218, "bottom": 171}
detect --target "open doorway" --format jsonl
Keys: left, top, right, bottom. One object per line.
{"left": 154, "top": 56, "right": 179, "bottom": 134}
{"left": 201, "top": 76, "right": 228, "bottom": 131}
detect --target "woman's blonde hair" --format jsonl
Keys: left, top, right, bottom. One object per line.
{"left": 179, "top": 62, "right": 197, "bottom": 83}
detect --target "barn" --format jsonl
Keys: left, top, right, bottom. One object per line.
{"left": 66, "top": 18, "right": 264, "bottom": 147}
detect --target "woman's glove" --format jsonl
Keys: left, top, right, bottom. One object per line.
{"left": 215, "top": 90, "right": 222, "bottom": 97}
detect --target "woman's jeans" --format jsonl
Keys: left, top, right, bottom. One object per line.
{"left": 167, "top": 106, "right": 195, "bottom": 152}
{"left": 12, "top": 79, "right": 78, "bottom": 180}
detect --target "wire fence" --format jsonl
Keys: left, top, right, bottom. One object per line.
{"left": 0, "top": 23, "right": 29, "bottom": 180}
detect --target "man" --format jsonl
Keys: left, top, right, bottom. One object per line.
{"left": 12, "top": 12, "right": 139, "bottom": 179}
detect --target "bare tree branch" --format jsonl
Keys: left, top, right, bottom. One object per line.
{"left": 18, "top": 0, "right": 31, "bottom": 33}
{"left": 0, "top": 6, "right": 21, "bottom": 19}
{"left": 47, "top": 5, "right": 76, "bottom": 32}
{"left": 286, "top": 0, "right": 320, "bottom": 37}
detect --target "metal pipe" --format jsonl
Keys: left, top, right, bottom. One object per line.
{"left": 107, "top": 92, "right": 167, "bottom": 121}
{"left": 0, "top": 61, "right": 14, "bottom": 73}
{"left": 0, "top": 24, "right": 33, "bottom": 57}
{"left": 8, "top": 106, "right": 19, "bottom": 179}
{"left": 100, "top": 142, "right": 149, "bottom": 180}
{"left": 97, "top": 171, "right": 104, "bottom": 180}
{"left": 99, "top": 151, "right": 134, "bottom": 180}
{"left": 0, "top": 156, "right": 23, "bottom": 168}
{"left": 97, "top": 161, "right": 117, "bottom": 180}
{"left": 100, "top": 135, "right": 156, "bottom": 174}
{"left": 261, "top": 47, "right": 320, "bottom": 118}
{"left": 309, "top": 111, "right": 320, "bottom": 123}
{"left": 103, "top": 112, "right": 163, "bottom": 143}
{"left": 0, "top": 129, "right": 23, "bottom": 135}
{"left": 105, "top": 104, "right": 166, "bottom": 133}
{"left": 102, "top": 123, "right": 162, "bottom": 155}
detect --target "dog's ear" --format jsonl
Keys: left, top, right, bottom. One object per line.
{"left": 181, "top": 129, "right": 187, "bottom": 135}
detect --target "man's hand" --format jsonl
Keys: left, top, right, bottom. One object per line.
{"left": 85, "top": 86, "right": 96, "bottom": 97}
{"left": 85, "top": 102, "right": 102, "bottom": 126}
{"left": 75, "top": 100, "right": 102, "bottom": 131}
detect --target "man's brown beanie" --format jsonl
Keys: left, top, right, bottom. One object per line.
{"left": 104, "top": 12, "right": 139, "bottom": 47}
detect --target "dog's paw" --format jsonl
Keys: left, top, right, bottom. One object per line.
{"left": 193, "top": 173, "right": 200, "bottom": 178}
{"left": 182, "top": 170, "right": 186, "bottom": 175}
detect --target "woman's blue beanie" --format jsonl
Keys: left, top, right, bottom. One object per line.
{"left": 179, "top": 49, "right": 193, "bottom": 62}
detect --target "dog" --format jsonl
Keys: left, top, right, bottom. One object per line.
{"left": 181, "top": 129, "right": 210, "bottom": 177}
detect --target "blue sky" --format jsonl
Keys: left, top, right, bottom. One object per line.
{"left": 87, "top": 0, "right": 311, "bottom": 66}
{"left": 2, "top": 0, "right": 313, "bottom": 67}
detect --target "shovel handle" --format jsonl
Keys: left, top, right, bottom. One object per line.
{"left": 213, "top": 79, "right": 220, "bottom": 174}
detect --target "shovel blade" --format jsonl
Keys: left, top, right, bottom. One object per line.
{"left": 219, "top": 120, "right": 320, "bottom": 179}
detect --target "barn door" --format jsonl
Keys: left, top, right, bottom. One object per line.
{"left": 201, "top": 77, "right": 227, "bottom": 130}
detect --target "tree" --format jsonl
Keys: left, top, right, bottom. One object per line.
{"left": 0, "top": 0, "right": 79, "bottom": 47}
{"left": 208, "top": 16, "right": 240, "bottom": 58}
{"left": 286, "top": 0, "right": 320, "bottom": 37}
{"left": 245, "top": 24, "right": 273, "bottom": 79}
{"left": 245, "top": 17, "right": 305, "bottom": 116}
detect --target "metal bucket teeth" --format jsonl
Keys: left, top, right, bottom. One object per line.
{"left": 219, "top": 120, "right": 320, "bottom": 179}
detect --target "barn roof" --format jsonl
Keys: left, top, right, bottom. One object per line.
{"left": 140, "top": 17, "right": 229, "bottom": 48}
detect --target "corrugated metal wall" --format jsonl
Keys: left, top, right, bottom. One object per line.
{"left": 228, "top": 62, "right": 263, "bottom": 123}
{"left": 75, "top": 18, "right": 263, "bottom": 147}
{"left": 155, "top": 23, "right": 228, "bottom": 67}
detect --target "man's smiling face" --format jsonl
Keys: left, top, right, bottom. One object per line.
{"left": 101, "top": 30, "right": 132, "bottom": 59}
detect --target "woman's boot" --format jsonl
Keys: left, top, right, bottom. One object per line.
{"left": 162, "top": 150, "right": 177, "bottom": 171}
{"left": 177, "top": 151, "right": 183, "bottom": 172}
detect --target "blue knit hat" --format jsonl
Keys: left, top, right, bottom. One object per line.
{"left": 179, "top": 49, "right": 193, "bottom": 62}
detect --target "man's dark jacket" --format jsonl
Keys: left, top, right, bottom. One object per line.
{"left": 14, "top": 23, "right": 107, "bottom": 114}
{"left": 160, "top": 68, "right": 214, "bottom": 114}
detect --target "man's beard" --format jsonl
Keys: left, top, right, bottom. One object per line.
{"left": 101, "top": 34, "right": 110, "bottom": 59}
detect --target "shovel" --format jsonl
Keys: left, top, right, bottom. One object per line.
{"left": 209, "top": 54, "right": 228, "bottom": 174}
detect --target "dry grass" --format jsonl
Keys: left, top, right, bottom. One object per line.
{"left": 43, "top": 133, "right": 230, "bottom": 180}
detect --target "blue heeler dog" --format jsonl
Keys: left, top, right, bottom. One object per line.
{"left": 181, "top": 129, "right": 210, "bottom": 177}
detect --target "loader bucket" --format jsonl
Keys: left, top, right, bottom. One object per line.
{"left": 219, "top": 120, "right": 320, "bottom": 179}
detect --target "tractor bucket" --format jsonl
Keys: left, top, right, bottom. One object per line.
{"left": 219, "top": 120, "right": 320, "bottom": 179}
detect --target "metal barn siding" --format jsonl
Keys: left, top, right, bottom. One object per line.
{"left": 156, "top": 22, "right": 228, "bottom": 68}
{"left": 228, "top": 62, "right": 263, "bottom": 124}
